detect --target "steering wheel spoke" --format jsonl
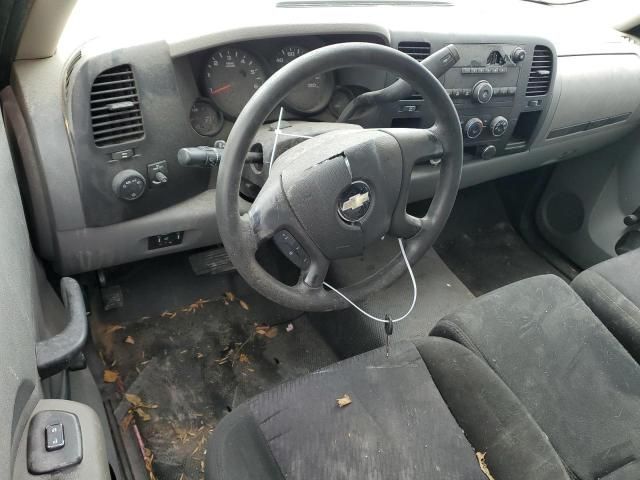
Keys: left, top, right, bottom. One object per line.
{"left": 381, "top": 127, "right": 444, "bottom": 239}
{"left": 298, "top": 251, "right": 330, "bottom": 289}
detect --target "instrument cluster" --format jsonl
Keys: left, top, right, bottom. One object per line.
{"left": 189, "top": 38, "right": 345, "bottom": 137}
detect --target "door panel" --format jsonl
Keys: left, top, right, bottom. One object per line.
{"left": 537, "top": 127, "right": 640, "bottom": 268}
{"left": 0, "top": 106, "right": 110, "bottom": 478}
{"left": 0, "top": 105, "right": 43, "bottom": 478}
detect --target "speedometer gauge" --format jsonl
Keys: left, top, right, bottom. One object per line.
{"left": 204, "top": 47, "right": 266, "bottom": 119}
{"left": 273, "top": 46, "right": 335, "bottom": 115}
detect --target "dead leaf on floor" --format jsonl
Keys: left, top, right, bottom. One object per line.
{"left": 135, "top": 408, "right": 151, "bottom": 422}
{"left": 161, "top": 311, "right": 177, "bottom": 319}
{"left": 196, "top": 352, "right": 205, "bottom": 359}
{"left": 337, "top": 394, "right": 352, "bottom": 408}
{"left": 224, "top": 291, "right": 236, "bottom": 302}
{"left": 238, "top": 353, "right": 250, "bottom": 364}
{"left": 103, "top": 369, "right": 119, "bottom": 383}
{"left": 255, "top": 324, "right": 278, "bottom": 338}
{"left": 182, "top": 298, "right": 212, "bottom": 314}
{"left": 216, "top": 349, "right": 234, "bottom": 365}
{"left": 143, "top": 447, "right": 156, "bottom": 480}
{"left": 121, "top": 412, "right": 134, "bottom": 431}
{"left": 239, "top": 300, "right": 250, "bottom": 311}
{"left": 125, "top": 393, "right": 142, "bottom": 405}
{"left": 105, "top": 324, "right": 125, "bottom": 335}
{"left": 476, "top": 452, "right": 496, "bottom": 480}
{"left": 124, "top": 336, "right": 135, "bottom": 345}
{"left": 125, "top": 393, "right": 159, "bottom": 409}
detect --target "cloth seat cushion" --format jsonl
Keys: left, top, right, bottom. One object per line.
{"left": 572, "top": 249, "right": 640, "bottom": 363}
{"left": 206, "top": 338, "right": 569, "bottom": 480}
{"left": 432, "top": 274, "right": 640, "bottom": 480}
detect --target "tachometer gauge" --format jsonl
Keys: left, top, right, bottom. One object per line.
{"left": 273, "top": 46, "right": 335, "bottom": 115}
{"left": 204, "top": 47, "right": 266, "bottom": 118}
{"left": 189, "top": 99, "right": 224, "bottom": 137}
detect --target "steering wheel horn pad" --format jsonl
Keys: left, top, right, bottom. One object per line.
{"left": 216, "top": 42, "right": 463, "bottom": 311}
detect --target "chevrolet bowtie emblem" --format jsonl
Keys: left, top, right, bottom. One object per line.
{"left": 337, "top": 181, "right": 372, "bottom": 223}
{"left": 341, "top": 191, "right": 370, "bottom": 212}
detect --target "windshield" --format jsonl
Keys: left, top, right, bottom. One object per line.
{"left": 58, "top": 0, "right": 638, "bottom": 58}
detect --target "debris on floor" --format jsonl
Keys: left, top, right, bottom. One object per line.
{"left": 92, "top": 268, "right": 338, "bottom": 480}
{"left": 103, "top": 369, "right": 119, "bottom": 383}
{"left": 337, "top": 394, "right": 352, "bottom": 408}
{"left": 255, "top": 324, "right": 278, "bottom": 338}
{"left": 476, "top": 452, "right": 496, "bottom": 480}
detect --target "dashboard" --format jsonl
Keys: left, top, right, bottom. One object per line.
{"left": 6, "top": 2, "right": 640, "bottom": 275}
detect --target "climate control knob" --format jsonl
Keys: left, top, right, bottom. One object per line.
{"left": 489, "top": 116, "right": 509, "bottom": 137}
{"left": 472, "top": 81, "right": 493, "bottom": 104}
{"left": 464, "top": 118, "right": 484, "bottom": 139}
{"left": 112, "top": 169, "right": 146, "bottom": 201}
{"left": 511, "top": 47, "right": 526, "bottom": 64}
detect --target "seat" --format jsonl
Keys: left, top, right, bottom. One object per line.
{"left": 572, "top": 249, "right": 640, "bottom": 363}
{"left": 205, "top": 338, "right": 568, "bottom": 480}
{"left": 432, "top": 274, "right": 640, "bottom": 480}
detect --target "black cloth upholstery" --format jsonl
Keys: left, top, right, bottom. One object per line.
{"left": 572, "top": 249, "right": 640, "bottom": 363}
{"left": 418, "top": 337, "right": 570, "bottom": 480}
{"left": 432, "top": 274, "right": 640, "bottom": 480}
{"left": 206, "top": 338, "right": 570, "bottom": 480}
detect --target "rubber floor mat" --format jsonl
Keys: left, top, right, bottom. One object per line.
{"left": 90, "top": 253, "right": 337, "bottom": 480}
{"left": 434, "top": 183, "right": 565, "bottom": 296}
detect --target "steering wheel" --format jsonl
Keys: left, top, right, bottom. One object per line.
{"left": 216, "top": 42, "right": 463, "bottom": 312}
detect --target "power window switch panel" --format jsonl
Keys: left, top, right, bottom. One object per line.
{"left": 45, "top": 423, "right": 65, "bottom": 451}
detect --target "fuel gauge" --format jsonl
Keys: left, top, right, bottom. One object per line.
{"left": 189, "top": 99, "right": 224, "bottom": 137}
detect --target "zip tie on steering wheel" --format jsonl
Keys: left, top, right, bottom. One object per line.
{"left": 267, "top": 108, "right": 417, "bottom": 325}
{"left": 323, "top": 238, "right": 417, "bottom": 324}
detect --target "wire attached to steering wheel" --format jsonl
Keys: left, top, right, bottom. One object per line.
{"left": 268, "top": 108, "right": 418, "bottom": 325}
{"left": 322, "top": 238, "right": 417, "bottom": 324}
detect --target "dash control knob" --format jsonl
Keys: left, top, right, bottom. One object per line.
{"left": 472, "top": 80, "right": 493, "bottom": 104}
{"left": 490, "top": 116, "right": 509, "bottom": 137}
{"left": 465, "top": 118, "right": 484, "bottom": 139}
{"left": 511, "top": 47, "right": 526, "bottom": 64}
{"left": 112, "top": 169, "right": 146, "bottom": 201}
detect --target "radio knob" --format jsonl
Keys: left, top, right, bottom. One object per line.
{"left": 490, "top": 116, "right": 509, "bottom": 137}
{"left": 464, "top": 118, "right": 484, "bottom": 139}
{"left": 511, "top": 47, "right": 526, "bottom": 64}
{"left": 472, "top": 81, "right": 493, "bottom": 104}
{"left": 112, "top": 169, "right": 146, "bottom": 201}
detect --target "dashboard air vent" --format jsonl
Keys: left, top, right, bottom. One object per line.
{"left": 398, "top": 41, "right": 431, "bottom": 61}
{"left": 90, "top": 65, "right": 144, "bottom": 147}
{"left": 526, "top": 46, "right": 553, "bottom": 97}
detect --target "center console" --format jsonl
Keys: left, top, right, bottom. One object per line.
{"left": 391, "top": 40, "right": 555, "bottom": 160}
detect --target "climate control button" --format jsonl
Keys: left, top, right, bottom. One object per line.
{"left": 464, "top": 118, "right": 484, "bottom": 139}
{"left": 490, "top": 116, "right": 509, "bottom": 137}
{"left": 472, "top": 80, "right": 493, "bottom": 104}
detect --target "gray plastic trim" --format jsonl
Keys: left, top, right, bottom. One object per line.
{"left": 13, "top": 400, "right": 110, "bottom": 480}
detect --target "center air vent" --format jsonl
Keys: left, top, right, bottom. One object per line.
{"left": 526, "top": 46, "right": 553, "bottom": 96}
{"left": 398, "top": 41, "right": 431, "bottom": 61}
{"left": 90, "top": 65, "right": 144, "bottom": 147}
